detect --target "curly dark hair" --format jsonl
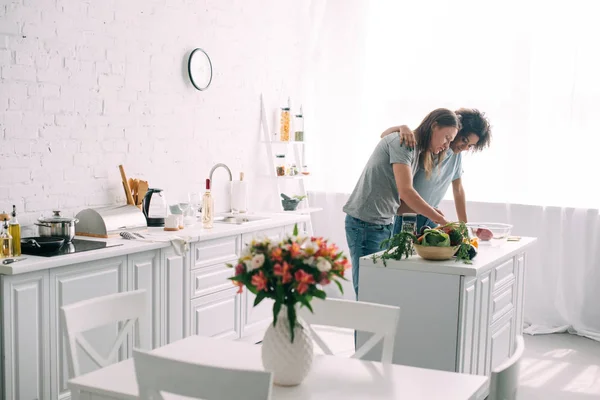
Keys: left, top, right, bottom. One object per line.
{"left": 455, "top": 108, "right": 491, "bottom": 151}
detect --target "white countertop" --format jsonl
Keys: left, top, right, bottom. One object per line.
{"left": 360, "top": 237, "right": 537, "bottom": 277}
{"left": 0, "top": 212, "right": 309, "bottom": 276}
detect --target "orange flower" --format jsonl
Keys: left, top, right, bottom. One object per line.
{"left": 251, "top": 270, "right": 268, "bottom": 292}
{"left": 232, "top": 280, "right": 244, "bottom": 294}
{"left": 295, "top": 269, "right": 315, "bottom": 295}
{"left": 271, "top": 248, "right": 283, "bottom": 263}
{"left": 290, "top": 242, "right": 301, "bottom": 258}
{"left": 274, "top": 262, "right": 293, "bottom": 284}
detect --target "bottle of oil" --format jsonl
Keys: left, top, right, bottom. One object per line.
{"left": 9, "top": 205, "right": 21, "bottom": 257}
{"left": 1, "top": 218, "right": 12, "bottom": 259}
{"left": 202, "top": 178, "right": 214, "bottom": 229}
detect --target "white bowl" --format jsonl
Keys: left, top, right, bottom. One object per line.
{"left": 466, "top": 222, "right": 512, "bottom": 245}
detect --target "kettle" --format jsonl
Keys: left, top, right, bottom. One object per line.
{"left": 142, "top": 188, "right": 168, "bottom": 227}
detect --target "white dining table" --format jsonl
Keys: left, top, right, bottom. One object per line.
{"left": 69, "top": 335, "right": 489, "bottom": 400}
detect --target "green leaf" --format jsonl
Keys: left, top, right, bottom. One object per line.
{"left": 272, "top": 301, "right": 282, "bottom": 328}
{"left": 293, "top": 223, "right": 299, "bottom": 237}
{"left": 334, "top": 279, "right": 344, "bottom": 294}
{"left": 313, "top": 289, "right": 326, "bottom": 300}
{"left": 288, "top": 302, "right": 297, "bottom": 343}
{"left": 254, "top": 291, "right": 267, "bottom": 307}
{"left": 297, "top": 295, "right": 314, "bottom": 313}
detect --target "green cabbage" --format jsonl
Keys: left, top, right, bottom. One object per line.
{"left": 421, "top": 229, "right": 450, "bottom": 247}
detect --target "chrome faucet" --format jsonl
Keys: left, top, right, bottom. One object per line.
{"left": 208, "top": 163, "right": 233, "bottom": 213}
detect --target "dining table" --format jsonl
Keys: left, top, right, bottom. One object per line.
{"left": 68, "top": 335, "right": 489, "bottom": 399}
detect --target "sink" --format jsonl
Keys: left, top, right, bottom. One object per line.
{"left": 213, "top": 214, "right": 271, "bottom": 225}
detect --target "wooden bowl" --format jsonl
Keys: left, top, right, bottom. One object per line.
{"left": 414, "top": 244, "right": 460, "bottom": 261}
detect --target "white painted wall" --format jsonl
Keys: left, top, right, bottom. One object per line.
{"left": 0, "top": 0, "right": 315, "bottom": 232}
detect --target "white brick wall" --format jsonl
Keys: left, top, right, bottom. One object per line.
{"left": 1, "top": 0, "right": 312, "bottom": 233}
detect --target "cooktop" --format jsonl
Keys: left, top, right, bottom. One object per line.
{"left": 22, "top": 239, "right": 123, "bottom": 257}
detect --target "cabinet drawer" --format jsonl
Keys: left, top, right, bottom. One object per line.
{"left": 491, "top": 282, "right": 515, "bottom": 323}
{"left": 193, "top": 236, "right": 240, "bottom": 269}
{"left": 191, "top": 262, "right": 236, "bottom": 298}
{"left": 493, "top": 259, "right": 516, "bottom": 291}
{"left": 191, "top": 288, "right": 240, "bottom": 340}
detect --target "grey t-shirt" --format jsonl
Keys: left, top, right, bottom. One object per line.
{"left": 413, "top": 149, "right": 463, "bottom": 208}
{"left": 343, "top": 134, "right": 419, "bottom": 225}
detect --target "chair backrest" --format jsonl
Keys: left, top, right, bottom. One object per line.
{"left": 60, "top": 289, "right": 147, "bottom": 379}
{"left": 298, "top": 298, "right": 401, "bottom": 363}
{"left": 133, "top": 348, "right": 273, "bottom": 400}
{"left": 489, "top": 335, "right": 526, "bottom": 400}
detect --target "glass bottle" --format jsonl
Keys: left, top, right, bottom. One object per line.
{"left": 202, "top": 178, "right": 214, "bottom": 229}
{"left": 280, "top": 107, "right": 290, "bottom": 141}
{"left": 9, "top": 205, "right": 21, "bottom": 257}
{"left": 1, "top": 218, "right": 12, "bottom": 259}
{"left": 294, "top": 108, "right": 304, "bottom": 142}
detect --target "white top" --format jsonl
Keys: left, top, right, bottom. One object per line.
{"left": 68, "top": 335, "right": 488, "bottom": 400}
{"left": 0, "top": 213, "right": 309, "bottom": 275}
{"left": 360, "top": 237, "right": 537, "bottom": 277}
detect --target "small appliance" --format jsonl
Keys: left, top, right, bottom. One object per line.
{"left": 142, "top": 188, "right": 168, "bottom": 227}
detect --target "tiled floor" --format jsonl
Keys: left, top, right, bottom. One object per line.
{"left": 311, "top": 328, "right": 600, "bottom": 399}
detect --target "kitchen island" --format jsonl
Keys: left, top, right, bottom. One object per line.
{"left": 0, "top": 212, "right": 309, "bottom": 400}
{"left": 357, "top": 237, "right": 537, "bottom": 377}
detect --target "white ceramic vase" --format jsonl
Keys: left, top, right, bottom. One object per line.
{"left": 261, "top": 305, "right": 314, "bottom": 386}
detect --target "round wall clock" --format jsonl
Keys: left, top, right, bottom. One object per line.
{"left": 188, "top": 48, "right": 213, "bottom": 91}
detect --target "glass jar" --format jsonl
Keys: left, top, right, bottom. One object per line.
{"left": 289, "top": 164, "right": 298, "bottom": 176}
{"left": 294, "top": 113, "right": 304, "bottom": 141}
{"left": 0, "top": 220, "right": 12, "bottom": 259}
{"left": 275, "top": 154, "right": 286, "bottom": 176}
{"left": 280, "top": 108, "right": 290, "bottom": 141}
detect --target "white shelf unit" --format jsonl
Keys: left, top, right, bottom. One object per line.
{"left": 259, "top": 94, "right": 321, "bottom": 235}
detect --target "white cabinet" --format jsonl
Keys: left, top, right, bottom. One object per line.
{"left": 49, "top": 256, "right": 127, "bottom": 400}
{"left": 1, "top": 271, "right": 51, "bottom": 400}
{"left": 191, "top": 288, "right": 241, "bottom": 339}
{"left": 128, "top": 250, "right": 161, "bottom": 350}
{"left": 161, "top": 246, "right": 190, "bottom": 345}
{"left": 359, "top": 250, "right": 531, "bottom": 377}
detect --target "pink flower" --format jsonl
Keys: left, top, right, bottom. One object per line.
{"left": 232, "top": 280, "right": 244, "bottom": 294}
{"left": 319, "top": 272, "right": 330, "bottom": 285}
{"left": 251, "top": 270, "right": 268, "bottom": 292}
{"left": 235, "top": 263, "right": 245, "bottom": 276}
{"left": 295, "top": 270, "right": 315, "bottom": 295}
{"left": 290, "top": 242, "right": 301, "bottom": 258}
{"left": 274, "top": 262, "right": 293, "bottom": 284}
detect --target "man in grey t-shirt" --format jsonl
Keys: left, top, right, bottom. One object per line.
{"left": 343, "top": 134, "right": 419, "bottom": 226}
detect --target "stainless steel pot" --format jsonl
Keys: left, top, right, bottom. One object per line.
{"left": 36, "top": 211, "right": 79, "bottom": 243}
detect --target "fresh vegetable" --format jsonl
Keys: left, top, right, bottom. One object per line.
{"left": 475, "top": 227, "right": 494, "bottom": 241}
{"left": 421, "top": 229, "right": 450, "bottom": 247}
{"left": 373, "top": 221, "right": 475, "bottom": 265}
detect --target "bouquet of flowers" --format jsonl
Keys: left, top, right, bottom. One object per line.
{"left": 227, "top": 225, "right": 350, "bottom": 342}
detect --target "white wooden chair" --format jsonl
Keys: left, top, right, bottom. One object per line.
{"left": 133, "top": 348, "right": 273, "bottom": 400}
{"left": 298, "top": 298, "right": 401, "bottom": 363}
{"left": 488, "top": 335, "right": 526, "bottom": 400}
{"left": 61, "top": 289, "right": 146, "bottom": 379}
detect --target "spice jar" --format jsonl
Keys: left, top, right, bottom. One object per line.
{"left": 280, "top": 107, "right": 290, "bottom": 142}
{"left": 294, "top": 111, "right": 304, "bottom": 142}
{"left": 275, "top": 154, "right": 286, "bottom": 176}
{"left": 401, "top": 213, "right": 417, "bottom": 235}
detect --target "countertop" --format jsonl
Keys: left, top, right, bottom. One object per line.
{"left": 0, "top": 212, "right": 309, "bottom": 276}
{"left": 360, "top": 237, "right": 537, "bottom": 277}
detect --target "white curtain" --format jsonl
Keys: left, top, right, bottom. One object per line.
{"left": 306, "top": 0, "right": 600, "bottom": 340}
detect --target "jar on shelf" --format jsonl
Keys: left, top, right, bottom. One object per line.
{"left": 294, "top": 112, "right": 304, "bottom": 142}
{"left": 280, "top": 107, "right": 290, "bottom": 142}
{"left": 275, "top": 154, "right": 286, "bottom": 176}
{"left": 289, "top": 164, "right": 298, "bottom": 176}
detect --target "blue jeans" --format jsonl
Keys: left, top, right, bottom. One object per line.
{"left": 392, "top": 214, "right": 437, "bottom": 236}
{"left": 344, "top": 215, "right": 393, "bottom": 299}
